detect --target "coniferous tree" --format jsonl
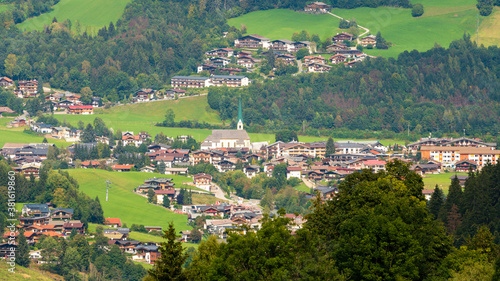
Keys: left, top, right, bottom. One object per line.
{"left": 148, "top": 222, "right": 188, "bottom": 280}
{"left": 147, "top": 188, "right": 156, "bottom": 203}
{"left": 428, "top": 185, "right": 444, "bottom": 219}
{"left": 16, "top": 229, "right": 30, "bottom": 267}
{"left": 325, "top": 137, "right": 335, "bottom": 156}
{"left": 162, "top": 196, "right": 170, "bottom": 208}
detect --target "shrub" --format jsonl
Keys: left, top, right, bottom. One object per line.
{"left": 412, "top": 3, "right": 424, "bottom": 17}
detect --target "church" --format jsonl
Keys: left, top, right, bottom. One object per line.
{"left": 200, "top": 99, "right": 251, "bottom": 150}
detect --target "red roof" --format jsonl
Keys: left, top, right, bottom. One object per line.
{"left": 155, "top": 190, "right": 175, "bottom": 195}
{"left": 63, "top": 223, "right": 84, "bottom": 228}
{"left": 104, "top": 218, "right": 122, "bottom": 227}
{"left": 363, "top": 160, "right": 386, "bottom": 166}
{"left": 112, "top": 164, "right": 134, "bottom": 170}
{"left": 287, "top": 167, "right": 302, "bottom": 171}
{"left": 68, "top": 105, "right": 93, "bottom": 110}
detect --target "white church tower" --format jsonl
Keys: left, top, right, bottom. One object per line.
{"left": 237, "top": 98, "right": 244, "bottom": 130}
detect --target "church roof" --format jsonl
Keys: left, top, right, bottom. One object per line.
{"left": 203, "top": 130, "right": 250, "bottom": 147}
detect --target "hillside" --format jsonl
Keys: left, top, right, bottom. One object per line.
{"left": 67, "top": 169, "right": 193, "bottom": 232}
{"left": 0, "top": 261, "right": 56, "bottom": 281}
{"left": 17, "top": 0, "right": 131, "bottom": 33}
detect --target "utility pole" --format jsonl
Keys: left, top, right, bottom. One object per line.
{"left": 477, "top": 13, "right": 479, "bottom": 44}
{"left": 105, "top": 180, "right": 112, "bottom": 201}
{"left": 463, "top": 128, "right": 466, "bottom": 137}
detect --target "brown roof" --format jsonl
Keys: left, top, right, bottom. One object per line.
{"left": 0, "top": 107, "right": 15, "bottom": 114}
{"left": 420, "top": 146, "right": 500, "bottom": 155}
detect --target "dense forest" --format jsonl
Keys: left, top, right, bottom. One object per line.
{"left": 146, "top": 161, "right": 500, "bottom": 281}
{"left": 208, "top": 36, "right": 500, "bottom": 138}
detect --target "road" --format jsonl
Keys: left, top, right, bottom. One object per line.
{"left": 326, "top": 11, "right": 370, "bottom": 43}
{"left": 302, "top": 178, "right": 316, "bottom": 189}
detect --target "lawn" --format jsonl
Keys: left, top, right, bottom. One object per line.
{"left": 228, "top": 9, "right": 342, "bottom": 41}
{"left": 0, "top": 119, "right": 70, "bottom": 148}
{"left": 294, "top": 183, "right": 311, "bottom": 193}
{"left": 18, "top": 0, "right": 132, "bottom": 33}
{"left": 67, "top": 169, "right": 193, "bottom": 232}
{"left": 331, "top": 0, "right": 479, "bottom": 57}
{"left": 422, "top": 172, "right": 468, "bottom": 193}
{"left": 192, "top": 193, "right": 226, "bottom": 205}
{"left": 478, "top": 7, "right": 500, "bottom": 46}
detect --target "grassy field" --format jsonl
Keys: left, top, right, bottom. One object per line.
{"left": 132, "top": 261, "right": 153, "bottom": 270}
{"left": 228, "top": 9, "right": 342, "bottom": 40}
{"left": 68, "top": 169, "right": 193, "bottom": 232}
{"left": 0, "top": 119, "right": 70, "bottom": 147}
{"left": 18, "top": 0, "right": 131, "bottom": 33}
{"left": 192, "top": 193, "right": 225, "bottom": 205}
{"left": 0, "top": 261, "right": 56, "bottom": 281}
{"left": 422, "top": 172, "right": 468, "bottom": 193}
{"left": 295, "top": 183, "right": 311, "bottom": 193}
{"left": 478, "top": 7, "right": 500, "bottom": 46}
{"left": 332, "top": 0, "right": 479, "bottom": 57}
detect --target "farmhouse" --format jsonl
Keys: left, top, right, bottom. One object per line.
{"left": 67, "top": 105, "right": 93, "bottom": 115}
{"left": 171, "top": 76, "right": 211, "bottom": 88}
{"left": 0, "top": 77, "right": 13, "bottom": 87}
{"left": 333, "top": 32, "right": 354, "bottom": 42}
{"left": 234, "top": 34, "right": 271, "bottom": 49}
{"left": 304, "top": 2, "right": 332, "bottom": 13}
{"left": 330, "top": 54, "right": 347, "bottom": 64}
{"left": 193, "top": 173, "right": 213, "bottom": 191}
{"left": 360, "top": 35, "right": 377, "bottom": 47}
{"left": 287, "top": 167, "right": 302, "bottom": 179}
{"left": 136, "top": 89, "right": 154, "bottom": 102}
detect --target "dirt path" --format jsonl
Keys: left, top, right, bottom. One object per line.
{"left": 327, "top": 11, "right": 370, "bottom": 43}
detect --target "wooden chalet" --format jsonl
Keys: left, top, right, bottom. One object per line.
{"left": 330, "top": 54, "right": 347, "bottom": 64}
{"left": 209, "top": 57, "right": 231, "bottom": 68}
{"left": 18, "top": 80, "right": 38, "bottom": 95}
{"left": 292, "top": 41, "right": 311, "bottom": 53}
{"left": 0, "top": 77, "right": 13, "bottom": 87}
{"left": 67, "top": 105, "right": 93, "bottom": 115}
{"left": 66, "top": 94, "right": 81, "bottom": 104}
{"left": 360, "top": 35, "right": 377, "bottom": 47}
{"left": 144, "top": 177, "right": 175, "bottom": 190}
{"left": 63, "top": 222, "right": 85, "bottom": 234}
{"left": 205, "top": 48, "right": 235, "bottom": 57}
{"left": 326, "top": 43, "right": 347, "bottom": 52}
{"left": 307, "top": 62, "right": 332, "bottom": 73}
{"left": 237, "top": 56, "right": 256, "bottom": 68}
{"left": 276, "top": 54, "right": 296, "bottom": 65}
{"left": 455, "top": 159, "right": 479, "bottom": 172}
{"left": 303, "top": 56, "right": 326, "bottom": 64}
{"left": 136, "top": 89, "right": 154, "bottom": 102}
{"left": 193, "top": 173, "right": 213, "bottom": 187}
{"left": 271, "top": 39, "right": 295, "bottom": 52}
{"left": 197, "top": 63, "right": 218, "bottom": 73}
{"left": 165, "top": 88, "right": 187, "bottom": 98}
{"left": 333, "top": 32, "right": 354, "bottom": 42}
{"left": 50, "top": 208, "right": 74, "bottom": 220}
{"left": 234, "top": 34, "right": 271, "bottom": 49}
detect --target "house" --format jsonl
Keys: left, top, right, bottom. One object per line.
{"left": 133, "top": 245, "right": 160, "bottom": 264}
{"left": 303, "top": 56, "right": 326, "bottom": 64}
{"left": 198, "top": 63, "right": 218, "bottom": 74}
{"left": 330, "top": 54, "right": 347, "bottom": 64}
{"left": 155, "top": 189, "right": 176, "bottom": 205}
{"left": 145, "top": 226, "right": 162, "bottom": 233}
{"left": 112, "top": 164, "right": 134, "bottom": 172}
{"left": 140, "top": 166, "right": 156, "bottom": 173}
{"left": 210, "top": 75, "right": 249, "bottom": 87}
{"left": 450, "top": 175, "right": 468, "bottom": 186}
{"left": 271, "top": 39, "right": 295, "bottom": 52}
{"left": 361, "top": 160, "right": 386, "bottom": 172}
{"left": 206, "top": 48, "right": 235, "bottom": 57}
{"left": 18, "top": 80, "right": 38, "bottom": 95}
{"left": 209, "top": 57, "right": 231, "bottom": 68}
{"left": 215, "top": 160, "right": 237, "bottom": 173}
{"left": 326, "top": 43, "right": 347, "bottom": 52}
{"left": 136, "top": 89, "right": 154, "bottom": 102}
{"left": 244, "top": 165, "right": 260, "bottom": 178}
{"left": 66, "top": 95, "right": 81, "bottom": 104}
{"left": 410, "top": 163, "right": 440, "bottom": 175}
{"left": 91, "top": 97, "right": 101, "bottom": 107}
{"left": 292, "top": 41, "right": 312, "bottom": 53}
{"left": 304, "top": 2, "right": 332, "bottom": 13}
{"left": 335, "top": 49, "right": 363, "bottom": 58}
{"left": 50, "top": 208, "right": 74, "bottom": 220}
{"left": 360, "top": 35, "right": 377, "bottom": 47}
{"left": 54, "top": 100, "right": 74, "bottom": 111}
{"left": 63, "top": 222, "right": 85, "bottom": 234}
{"left": 67, "top": 105, "right": 93, "bottom": 115}
{"left": 144, "top": 177, "right": 175, "bottom": 190}
{"left": 333, "top": 32, "right": 354, "bottom": 42}
{"left": 307, "top": 62, "right": 332, "bottom": 73}
{"left": 455, "top": 159, "right": 479, "bottom": 172}
{"left": 419, "top": 146, "right": 500, "bottom": 168}
{"left": 234, "top": 34, "right": 271, "bottom": 49}
{"left": 276, "top": 54, "right": 296, "bottom": 65}
{"left": 22, "top": 204, "right": 50, "bottom": 217}
{"left": 193, "top": 173, "right": 213, "bottom": 191}
{"left": 287, "top": 167, "right": 302, "bottom": 179}
{"left": 422, "top": 189, "right": 434, "bottom": 201}
{"left": 180, "top": 231, "right": 191, "bottom": 242}
{"left": 164, "top": 167, "right": 189, "bottom": 175}
{"left": 104, "top": 218, "right": 122, "bottom": 228}
{"left": 237, "top": 56, "right": 256, "bottom": 68}
{"left": 171, "top": 76, "right": 211, "bottom": 88}
{"left": 0, "top": 107, "right": 15, "bottom": 117}
{"left": 0, "top": 77, "right": 13, "bottom": 87}
{"left": 314, "top": 185, "right": 337, "bottom": 199}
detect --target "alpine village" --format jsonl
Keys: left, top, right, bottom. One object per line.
{"left": 0, "top": 0, "right": 499, "bottom": 280}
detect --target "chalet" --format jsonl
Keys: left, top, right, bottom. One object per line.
{"left": 145, "top": 226, "right": 162, "bottom": 232}
{"left": 19, "top": 216, "right": 49, "bottom": 227}
{"left": 210, "top": 75, "right": 249, "bottom": 87}
{"left": 237, "top": 56, "right": 256, "bottom": 68}
{"left": 335, "top": 49, "right": 363, "bottom": 58}
{"left": 410, "top": 163, "right": 440, "bottom": 175}
{"left": 103, "top": 230, "right": 127, "bottom": 241}
{"left": 197, "top": 63, "right": 218, "bottom": 74}
{"left": 113, "top": 240, "right": 141, "bottom": 254}
{"left": 206, "top": 48, "right": 235, "bottom": 57}
{"left": 144, "top": 177, "right": 175, "bottom": 190}
{"left": 244, "top": 165, "right": 260, "bottom": 178}
{"left": 91, "top": 97, "right": 101, "bottom": 107}
{"left": 45, "top": 94, "right": 61, "bottom": 102}
{"left": 50, "top": 208, "right": 74, "bottom": 220}
{"left": 54, "top": 100, "right": 74, "bottom": 111}
{"left": 360, "top": 35, "right": 377, "bottom": 47}
{"left": 63, "top": 222, "right": 85, "bottom": 234}
{"left": 133, "top": 245, "right": 160, "bottom": 264}
{"left": 22, "top": 204, "right": 50, "bottom": 217}
{"left": 238, "top": 51, "right": 252, "bottom": 58}
{"left": 292, "top": 41, "right": 312, "bottom": 53}
{"left": 136, "top": 89, "right": 154, "bottom": 102}
{"left": 66, "top": 95, "right": 81, "bottom": 104}
{"left": 80, "top": 161, "right": 100, "bottom": 169}
{"left": 51, "top": 127, "right": 70, "bottom": 139}
{"left": 140, "top": 166, "right": 155, "bottom": 173}
{"left": 112, "top": 164, "right": 134, "bottom": 172}
{"left": 18, "top": 80, "right": 38, "bottom": 95}
{"left": 9, "top": 116, "right": 27, "bottom": 127}
{"left": 209, "top": 57, "right": 231, "bottom": 68}
{"left": 180, "top": 230, "right": 191, "bottom": 242}
{"left": 361, "top": 160, "right": 386, "bottom": 172}
{"left": 165, "top": 88, "right": 187, "bottom": 99}
{"left": 234, "top": 34, "right": 271, "bottom": 49}
{"left": 16, "top": 163, "right": 42, "bottom": 179}
{"left": 104, "top": 218, "right": 122, "bottom": 228}
{"left": 287, "top": 167, "right": 302, "bottom": 179}
{"left": 307, "top": 62, "right": 332, "bottom": 73}
{"left": 304, "top": 2, "right": 332, "bottom": 13}
{"left": 193, "top": 173, "right": 212, "bottom": 191}
{"left": 271, "top": 39, "right": 295, "bottom": 52}
{"left": 303, "top": 56, "right": 326, "bottom": 64}
{"left": 455, "top": 159, "right": 479, "bottom": 172}
{"left": 326, "top": 43, "right": 347, "bottom": 52}
{"left": 344, "top": 60, "right": 359, "bottom": 67}
{"left": 333, "top": 32, "right": 354, "bottom": 42}
{"left": 330, "top": 54, "right": 347, "bottom": 64}
{"left": 215, "top": 160, "right": 237, "bottom": 173}
{"left": 276, "top": 54, "right": 296, "bottom": 65}
{"left": 171, "top": 76, "right": 211, "bottom": 88}
{"left": 220, "top": 67, "right": 244, "bottom": 75}
{"left": 67, "top": 105, "right": 93, "bottom": 115}
{"left": 314, "top": 185, "right": 337, "bottom": 199}
{"left": 0, "top": 77, "right": 13, "bottom": 87}
{"left": 164, "top": 167, "right": 189, "bottom": 175}
{"left": 155, "top": 189, "right": 176, "bottom": 204}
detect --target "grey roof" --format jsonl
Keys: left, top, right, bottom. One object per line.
{"left": 450, "top": 175, "right": 469, "bottom": 180}
{"left": 51, "top": 208, "right": 74, "bottom": 214}
{"left": 135, "top": 245, "right": 159, "bottom": 251}
{"left": 172, "top": 76, "right": 210, "bottom": 80}
{"left": 145, "top": 178, "right": 173, "bottom": 184}
{"left": 272, "top": 39, "right": 294, "bottom": 44}
{"left": 335, "top": 142, "right": 366, "bottom": 149}
{"left": 204, "top": 130, "right": 250, "bottom": 144}
{"left": 24, "top": 204, "right": 49, "bottom": 214}
{"left": 103, "top": 228, "right": 130, "bottom": 234}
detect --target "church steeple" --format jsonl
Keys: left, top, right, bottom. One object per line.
{"left": 237, "top": 98, "right": 243, "bottom": 130}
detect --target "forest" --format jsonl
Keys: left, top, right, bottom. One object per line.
{"left": 208, "top": 36, "right": 500, "bottom": 138}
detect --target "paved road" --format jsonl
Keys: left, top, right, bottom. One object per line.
{"left": 302, "top": 178, "right": 316, "bottom": 189}
{"left": 327, "top": 11, "right": 370, "bottom": 43}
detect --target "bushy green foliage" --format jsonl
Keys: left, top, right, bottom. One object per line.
{"left": 412, "top": 3, "right": 424, "bottom": 17}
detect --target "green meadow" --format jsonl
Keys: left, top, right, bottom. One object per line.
{"left": 422, "top": 172, "right": 468, "bottom": 194}
{"left": 67, "top": 169, "right": 193, "bottom": 232}
{"left": 18, "top": 0, "right": 131, "bottom": 33}
{"left": 0, "top": 261, "right": 55, "bottom": 281}
{"left": 228, "top": 9, "right": 342, "bottom": 40}
{"left": 0, "top": 119, "right": 70, "bottom": 147}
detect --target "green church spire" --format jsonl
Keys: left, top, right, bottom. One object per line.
{"left": 237, "top": 98, "right": 243, "bottom": 130}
